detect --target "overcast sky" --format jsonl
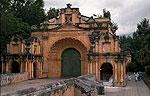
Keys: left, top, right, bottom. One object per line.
{"left": 43, "top": 0, "right": 150, "bottom": 35}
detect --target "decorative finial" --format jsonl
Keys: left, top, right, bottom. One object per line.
{"left": 67, "top": 3, "right": 72, "bottom": 8}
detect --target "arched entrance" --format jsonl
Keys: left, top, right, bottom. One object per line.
{"left": 61, "top": 48, "right": 81, "bottom": 77}
{"left": 11, "top": 61, "right": 20, "bottom": 73}
{"left": 33, "top": 62, "right": 37, "bottom": 78}
{"left": 100, "top": 63, "right": 113, "bottom": 81}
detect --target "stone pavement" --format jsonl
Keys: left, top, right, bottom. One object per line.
{"left": 100, "top": 74, "right": 150, "bottom": 96}
{"left": 1, "top": 78, "right": 66, "bottom": 95}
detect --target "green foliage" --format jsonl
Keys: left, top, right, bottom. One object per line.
{"left": 112, "top": 22, "right": 118, "bottom": 32}
{"left": 119, "top": 18, "right": 150, "bottom": 70}
{"left": 103, "top": 8, "right": 111, "bottom": 19}
{"left": 10, "top": 0, "right": 46, "bottom": 26}
{"left": 126, "top": 62, "right": 137, "bottom": 72}
{"left": 0, "top": 0, "right": 31, "bottom": 54}
{"left": 145, "top": 66, "right": 150, "bottom": 76}
{"left": 0, "top": 0, "right": 60, "bottom": 54}
{"left": 46, "top": 7, "right": 59, "bottom": 20}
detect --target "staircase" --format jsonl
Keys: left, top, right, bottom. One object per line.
{"left": 103, "top": 82, "right": 113, "bottom": 87}
{"left": 102, "top": 75, "right": 114, "bottom": 87}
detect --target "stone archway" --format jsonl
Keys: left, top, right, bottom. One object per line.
{"left": 100, "top": 63, "right": 113, "bottom": 81}
{"left": 48, "top": 38, "right": 88, "bottom": 77}
{"left": 61, "top": 48, "right": 81, "bottom": 77}
{"left": 11, "top": 61, "right": 20, "bottom": 73}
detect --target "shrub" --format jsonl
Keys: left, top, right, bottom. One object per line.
{"left": 126, "top": 62, "right": 137, "bottom": 72}
{"left": 145, "top": 66, "right": 150, "bottom": 76}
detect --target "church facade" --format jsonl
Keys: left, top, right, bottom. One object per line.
{"left": 0, "top": 4, "right": 131, "bottom": 86}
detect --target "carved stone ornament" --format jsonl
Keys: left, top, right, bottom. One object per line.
{"left": 82, "top": 17, "right": 90, "bottom": 22}
{"left": 48, "top": 18, "right": 55, "bottom": 23}
{"left": 67, "top": 3, "right": 72, "bottom": 8}
{"left": 104, "top": 32, "right": 109, "bottom": 42}
{"left": 65, "top": 15, "right": 72, "bottom": 24}
{"left": 31, "top": 25, "right": 37, "bottom": 30}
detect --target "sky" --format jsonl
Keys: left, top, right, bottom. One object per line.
{"left": 43, "top": 0, "right": 150, "bottom": 35}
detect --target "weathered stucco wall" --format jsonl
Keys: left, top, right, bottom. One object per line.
{"left": 0, "top": 72, "right": 28, "bottom": 86}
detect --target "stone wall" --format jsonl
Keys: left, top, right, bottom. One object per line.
{"left": 0, "top": 72, "right": 28, "bottom": 86}
{"left": 2, "top": 74, "right": 104, "bottom": 96}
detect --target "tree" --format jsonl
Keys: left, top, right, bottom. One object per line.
{"left": 46, "top": 7, "right": 59, "bottom": 20}
{"left": 112, "top": 22, "right": 118, "bottom": 32}
{"left": 10, "top": 0, "right": 46, "bottom": 26}
{"left": 119, "top": 18, "right": 150, "bottom": 71}
{"left": 137, "top": 19, "right": 150, "bottom": 66}
{"left": 0, "top": 0, "right": 31, "bottom": 54}
{"left": 103, "top": 8, "right": 111, "bottom": 19}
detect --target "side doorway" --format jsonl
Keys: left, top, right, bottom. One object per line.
{"left": 100, "top": 63, "right": 113, "bottom": 81}
{"left": 11, "top": 61, "right": 20, "bottom": 73}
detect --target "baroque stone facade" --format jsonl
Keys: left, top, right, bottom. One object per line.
{"left": 0, "top": 35, "right": 43, "bottom": 79}
{"left": 31, "top": 4, "right": 131, "bottom": 86}
{"left": 0, "top": 4, "right": 131, "bottom": 87}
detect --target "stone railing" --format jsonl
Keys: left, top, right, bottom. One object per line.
{"left": 0, "top": 72, "right": 28, "bottom": 86}
{"left": 1, "top": 74, "right": 104, "bottom": 96}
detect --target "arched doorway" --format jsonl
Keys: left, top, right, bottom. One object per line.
{"left": 100, "top": 63, "right": 113, "bottom": 81}
{"left": 33, "top": 62, "right": 37, "bottom": 78}
{"left": 61, "top": 48, "right": 81, "bottom": 77}
{"left": 11, "top": 61, "right": 20, "bottom": 73}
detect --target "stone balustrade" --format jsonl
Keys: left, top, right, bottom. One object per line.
{"left": 0, "top": 72, "right": 28, "bottom": 86}
{"left": 1, "top": 74, "right": 104, "bottom": 96}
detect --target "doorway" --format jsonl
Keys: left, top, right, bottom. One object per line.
{"left": 61, "top": 48, "right": 81, "bottom": 77}
{"left": 100, "top": 63, "right": 113, "bottom": 81}
{"left": 11, "top": 61, "right": 20, "bottom": 73}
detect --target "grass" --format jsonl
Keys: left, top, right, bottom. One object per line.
{"left": 142, "top": 73, "right": 150, "bottom": 89}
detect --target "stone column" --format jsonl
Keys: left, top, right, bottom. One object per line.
{"left": 95, "top": 58, "right": 98, "bottom": 80}
{"left": 2, "top": 61, "right": 3, "bottom": 73}
{"left": 28, "top": 61, "right": 30, "bottom": 79}
{"left": 90, "top": 62, "right": 92, "bottom": 74}
{"left": 88, "top": 63, "right": 90, "bottom": 74}
{"left": 31, "top": 62, "right": 33, "bottom": 78}
{"left": 25, "top": 61, "right": 28, "bottom": 72}
{"left": 38, "top": 61, "right": 40, "bottom": 78}
{"left": 115, "top": 63, "right": 118, "bottom": 82}
{"left": 6, "top": 63, "right": 8, "bottom": 73}
{"left": 92, "top": 60, "right": 96, "bottom": 74}
{"left": 121, "top": 64, "right": 123, "bottom": 81}
{"left": 39, "top": 61, "right": 42, "bottom": 78}
{"left": 20, "top": 61, "right": 22, "bottom": 72}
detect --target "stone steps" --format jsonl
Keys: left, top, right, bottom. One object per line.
{"left": 103, "top": 82, "right": 113, "bottom": 87}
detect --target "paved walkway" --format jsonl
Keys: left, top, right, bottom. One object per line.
{"left": 101, "top": 74, "right": 150, "bottom": 96}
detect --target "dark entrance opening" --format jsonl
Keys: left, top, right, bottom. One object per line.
{"left": 61, "top": 48, "right": 81, "bottom": 77}
{"left": 11, "top": 61, "right": 20, "bottom": 73}
{"left": 100, "top": 63, "right": 113, "bottom": 81}
{"left": 33, "top": 62, "right": 37, "bottom": 78}
{"left": 0, "top": 61, "right": 2, "bottom": 74}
